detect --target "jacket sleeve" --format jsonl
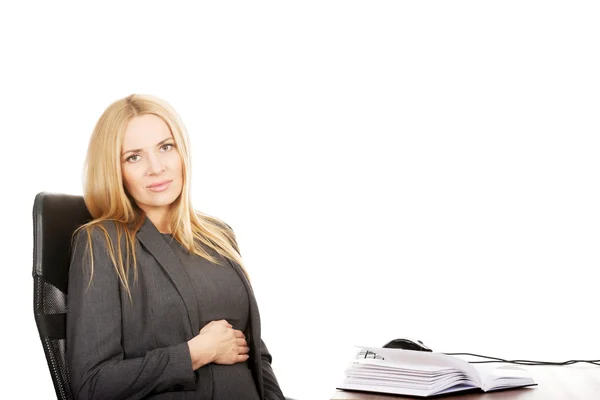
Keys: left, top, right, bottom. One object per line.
{"left": 66, "top": 227, "right": 197, "bottom": 400}
{"left": 260, "top": 339, "right": 286, "bottom": 400}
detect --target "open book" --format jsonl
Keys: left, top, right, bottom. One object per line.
{"left": 337, "top": 347, "right": 537, "bottom": 397}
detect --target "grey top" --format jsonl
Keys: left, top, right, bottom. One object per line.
{"left": 162, "top": 234, "right": 260, "bottom": 400}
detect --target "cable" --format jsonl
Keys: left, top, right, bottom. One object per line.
{"left": 444, "top": 352, "right": 600, "bottom": 367}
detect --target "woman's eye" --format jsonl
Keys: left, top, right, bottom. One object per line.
{"left": 126, "top": 154, "right": 141, "bottom": 163}
{"left": 161, "top": 144, "right": 174, "bottom": 152}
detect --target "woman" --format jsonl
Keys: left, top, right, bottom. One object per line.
{"left": 66, "top": 94, "right": 286, "bottom": 400}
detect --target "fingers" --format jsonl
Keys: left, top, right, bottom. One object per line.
{"left": 234, "top": 329, "right": 245, "bottom": 339}
{"left": 235, "top": 351, "right": 250, "bottom": 362}
{"left": 200, "top": 320, "right": 233, "bottom": 334}
{"left": 197, "top": 322, "right": 251, "bottom": 365}
{"left": 216, "top": 319, "right": 232, "bottom": 328}
{"left": 223, "top": 354, "right": 250, "bottom": 365}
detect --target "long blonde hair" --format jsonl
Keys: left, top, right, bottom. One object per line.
{"left": 76, "top": 94, "right": 247, "bottom": 298}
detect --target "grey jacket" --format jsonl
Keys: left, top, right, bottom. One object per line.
{"left": 66, "top": 217, "right": 284, "bottom": 400}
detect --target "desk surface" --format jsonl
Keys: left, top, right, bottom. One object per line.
{"left": 330, "top": 365, "right": 600, "bottom": 400}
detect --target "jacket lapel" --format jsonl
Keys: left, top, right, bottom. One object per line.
{"left": 136, "top": 218, "right": 200, "bottom": 336}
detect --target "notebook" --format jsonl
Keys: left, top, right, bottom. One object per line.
{"left": 336, "top": 347, "right": 537, "bottom": 397}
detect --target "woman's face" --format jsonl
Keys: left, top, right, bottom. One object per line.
{"left": 121, "top": 114, "right": 183, "bottom": 217}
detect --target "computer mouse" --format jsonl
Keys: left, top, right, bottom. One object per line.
{"left": 382, "top": 338, "right": 432, "bottom": 352}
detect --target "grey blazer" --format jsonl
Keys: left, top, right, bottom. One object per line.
{"left": 66, "top": 217, "right": 285, "bottom": 400}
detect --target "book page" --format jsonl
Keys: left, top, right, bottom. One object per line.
{"left": 359, "top": 347, "right": 483, "bottom": 388}
{"left": 473, "top": 364, "right": 536, "bottom": 391}
{"left": 340, "top": 347, "right": 536, "bottom": 396}
{"left": 339, "top": 358, "right": 479, "bottom": 398}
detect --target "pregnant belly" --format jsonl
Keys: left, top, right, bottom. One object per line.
{"left": 198, "top": 362, "right": 260, "bottom": 400}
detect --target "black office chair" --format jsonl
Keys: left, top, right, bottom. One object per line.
{"left": 33, "top": 192, "right": 92, "bottom": 400}
{"left": 33, "top": 192, "right": 295, "bottom": 400}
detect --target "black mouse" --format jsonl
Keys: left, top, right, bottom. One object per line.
{"left": 383, "top": 338, "right": 432, "bottom": 352}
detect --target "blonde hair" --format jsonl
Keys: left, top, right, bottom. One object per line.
{"left": 76, "top": 94, "right": 246, "bottom": 298}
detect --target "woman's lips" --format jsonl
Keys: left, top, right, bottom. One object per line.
{"left": 147, "top": 180, "right": 172, "bottom": 192}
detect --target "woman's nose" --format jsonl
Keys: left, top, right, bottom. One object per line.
{"left": 147, "top": 155, "right": 165, "bottom": 175}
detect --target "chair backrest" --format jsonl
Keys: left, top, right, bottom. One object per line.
{"left": 33, "top": 192, "right": 92, "bottom": 400}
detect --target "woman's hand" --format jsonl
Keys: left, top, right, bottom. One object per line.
{"left": 187, "top": 319, "right": 249, "bottom": 370}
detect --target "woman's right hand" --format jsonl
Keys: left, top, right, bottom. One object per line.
{"left": 187, "top": 319, "right": 249, "bottom": 370}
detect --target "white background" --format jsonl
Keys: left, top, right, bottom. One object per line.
{"left": 2, "top": 1, "right": 599, "bottom": 399}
